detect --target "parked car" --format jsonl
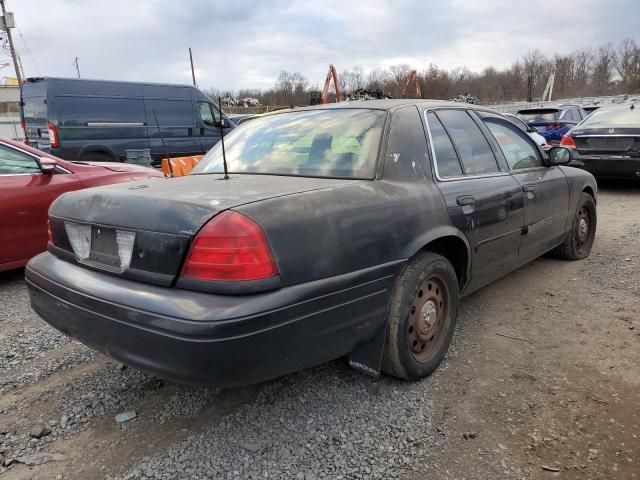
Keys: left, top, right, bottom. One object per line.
{"left": 0, "top": 138, "right": 163, "bottom": 272}
{"left": 516, "top": 105, "right": 588, "bottom": 145}
{"left": 560, "top": 104, "right": 639, "bottom": 180}
{"left": 26, "top": 100, "right": 597, "bottom": 387}
{"left": 20, "top": 77, "right": 234, "bottom": 165}
{"left": 504, "top": 113, "right": 546, "bottom": 146}
{"left": 581, "top": 105, "right": 600, "bottom": 115}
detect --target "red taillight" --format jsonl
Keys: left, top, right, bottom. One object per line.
{"left": 181, "top": 211, "right": 277, "bottom": 281}
{"left": 47, "top": 121, "right": 59, "bottom": 148}
{"left": 560, "top": 135, "right": 577, "bottom": 150}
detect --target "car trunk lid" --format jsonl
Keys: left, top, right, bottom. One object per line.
{"left": 571, "top": 127, "right": 640, "bottom": 156}
{"left": 48, "top": 174, "right": 358, "bottom": 286}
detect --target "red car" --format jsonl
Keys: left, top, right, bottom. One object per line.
{"left": 0, "top": 138, "right": 164, "bottom": 271}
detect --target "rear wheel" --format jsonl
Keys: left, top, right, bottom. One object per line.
{"left": 554, "top": 192, "right": 597, "bottom": 260}
{"left": 382, "top": 252, "right": 459, "bottom": 380}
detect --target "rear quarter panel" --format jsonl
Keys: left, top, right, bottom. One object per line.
{"left": 236, "top": 177, "right": 457, "bottom": 289}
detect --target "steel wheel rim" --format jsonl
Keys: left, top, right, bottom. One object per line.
{"left": 575, "top": 206, "right": 591, "bottom": 253}
{"left": 407, "top": 275, "right": 450, "bottom": 363}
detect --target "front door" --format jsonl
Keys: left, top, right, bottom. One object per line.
{"left": 196, "top": 101, "right": 232, "bottom": 153}
{"left": 0, "top": 145, "right": 79, "bottom": 269}
{"left": 480, "top": 115, "right": 570, "bottom": 261}
{"left": 426, "top": 109, "right": 526, "bottom": 291}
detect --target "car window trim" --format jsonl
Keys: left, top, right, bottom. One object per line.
{"left": 423, "top": 109, "right": 509, "bottom": 182}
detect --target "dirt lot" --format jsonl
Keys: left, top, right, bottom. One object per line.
{"left": 0, "top": 183, "right": 638, "bottom": 480}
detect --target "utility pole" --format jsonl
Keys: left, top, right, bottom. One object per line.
{"left": 0, "top": 0, "right": 22, "bottom": 84}
{"left": 189, "top": 47, "right": 196, "bottom": 86}
{"left": 73, "top": 57, "right": 81, "bottom": 78}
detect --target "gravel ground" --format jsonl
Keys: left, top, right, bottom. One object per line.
{"left": 0, "top": 184, "right": 638, "bottom": 480}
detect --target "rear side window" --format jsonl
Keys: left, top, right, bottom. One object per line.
{"left": 0, "top": 144, "right": 41, "bottom": 175}
{"left": 57, "top": 97, "right": 146, "bottom": 126}
{"left": 386, "top": 106, "right": 429, "bottom": 171}
{"left": 145, "top": 99, "right": 195, "bottom": 127}
{"left": 426, "top": 112, "right": 462, "bottom": 178}
{"left": 435, "top": 110, "right": 499, "bottom": 175}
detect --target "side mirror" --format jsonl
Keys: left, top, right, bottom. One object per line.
{"left": 547, "top": 146, "right": 573, "bottom": 166}
{"left": 39, "top": 157, "right": 57, "bottom": 174}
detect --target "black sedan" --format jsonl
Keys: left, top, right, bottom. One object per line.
{"left": 26, "top": 100, "right": 597, "bottom": 387}
{"left": 561, "top": 104, "right": 640, "bottom": 180}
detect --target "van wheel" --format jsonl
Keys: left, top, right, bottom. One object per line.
{"left": 553, "top": 193, "right": 597, "bottom": 260}
{"left": 81, "top": 152, "right": 114, "bottom": 162}
{"left": 382, "top": 252, "right": 459, "bottom": 380}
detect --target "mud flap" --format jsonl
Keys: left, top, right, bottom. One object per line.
{"left": 348, "top": 325, "right": 386, "bottom": 377}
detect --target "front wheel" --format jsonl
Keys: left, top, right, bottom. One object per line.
{"left": 382, "top": 252, "right": 459, "bottom": 380}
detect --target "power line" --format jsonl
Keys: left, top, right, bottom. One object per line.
{"left": 16, "top": 25, "right": 39, "bottom": 75}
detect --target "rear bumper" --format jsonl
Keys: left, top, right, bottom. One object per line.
{"left": 26, "top": 252, "right": 399, "bottom": 387}
{"left": 576, "top": 154, "right": 640, "bottom": 180}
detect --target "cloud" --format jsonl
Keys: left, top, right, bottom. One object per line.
{"left": 8, "top": 0, "right": 638, "bottom": 91}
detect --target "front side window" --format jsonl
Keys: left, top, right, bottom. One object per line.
{"left": 436, "top": 110, "right": 499, "bottom": 175}
{"left": 484, "top": 120, "right": 543, "bottom": 170}
{"left": 191, "top": 109, "right": 385, "bottom": 179}
{"left": 0, "top": 144, "right": 41, "bottom": 175}
{"left": 426, "top": 112, "right": 462, "bottom": 178}
{"left": 198, "top": 102, "right": 221, "bottom": 127}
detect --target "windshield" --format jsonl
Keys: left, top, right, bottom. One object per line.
{"left": 581, "top": 106, "right": 639, "bottom": 126}
{"left": 191, "top": 109, "right": 386, "bottom": 178}
{"left": 517, "top": 109, "right": 559, "bottom": 123}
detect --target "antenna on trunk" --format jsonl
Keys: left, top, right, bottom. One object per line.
{"left": 218, "top": 97, "right": 229, "bottom": 180}
{"left": 152, "top": 109, "right": 173, "bottom": 177}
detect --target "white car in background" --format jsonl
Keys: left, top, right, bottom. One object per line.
{"left": 505, "top": 113, "right": 547, "bottom": 147}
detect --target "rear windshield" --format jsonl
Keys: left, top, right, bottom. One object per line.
{"left": 191, "top": 109, "right": 385, "bottom": 179}
{"left": 581, "top": 106, "right": 639, "bottom": 126}
{"left": 517, "top": 109, "right": 559, "bottom": 123}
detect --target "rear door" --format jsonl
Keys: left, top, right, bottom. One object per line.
{"left": 20, "top": 81, "right": 48, "bottom": 150}
{"left": 0, "top": 144, "right": 81, "bottom": 268}
{"left": 425, "top": 109, "right": 526, "bottom": 291}
{"left": 143, "top": 86, "right": 200, "bottom": 161}
{"left": 479, "top": 114, "right": 570, "bottom": 260}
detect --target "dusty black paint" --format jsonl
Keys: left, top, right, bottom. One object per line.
{"left": 27, "top": 100, "right": 598, "bottom": 386}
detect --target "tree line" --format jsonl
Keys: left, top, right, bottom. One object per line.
{"left": 205, "top": 38, "right": 640, "bottom": 106}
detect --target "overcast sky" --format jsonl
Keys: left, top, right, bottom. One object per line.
{"left": 7, "top": 0, "right": 639, "bottom": 91}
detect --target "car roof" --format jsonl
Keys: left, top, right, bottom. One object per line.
{"left": 264, "top": 99, "right": 497, "bottom": 115}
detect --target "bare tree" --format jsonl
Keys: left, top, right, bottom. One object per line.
{"left": 592, "top": 44, "right": 617, "bottom": 93}
{"left": 616, "top": 38, "right": 640, "bottom": 91}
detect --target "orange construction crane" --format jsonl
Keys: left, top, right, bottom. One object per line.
{"left": 402, "top": 70, "right": 422, "bottom": 98}
{"left": 321, "top": 64, "right": 341, "bottom": 104}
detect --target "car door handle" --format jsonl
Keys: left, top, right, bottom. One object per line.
{"left": 456, "top": 195, "right": 475, "bottom": 206}
{"left": 187, "top": 127, "right": 193, "bottom": 136}
{"left": 522, "top": 184, "right": 536, "bottom": 193}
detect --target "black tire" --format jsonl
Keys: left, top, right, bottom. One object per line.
{"left": 81, "top": 152, "right": 115, "bottom": 163}
{"left": 382, "top": 252, "right": 459, "bottom": 380}
{"left": 554, "top": 192, "right": 597, "bottom": 260}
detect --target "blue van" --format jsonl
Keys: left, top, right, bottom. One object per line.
{"left": 20, "top": 77, "right": 233, "bottom": 163}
